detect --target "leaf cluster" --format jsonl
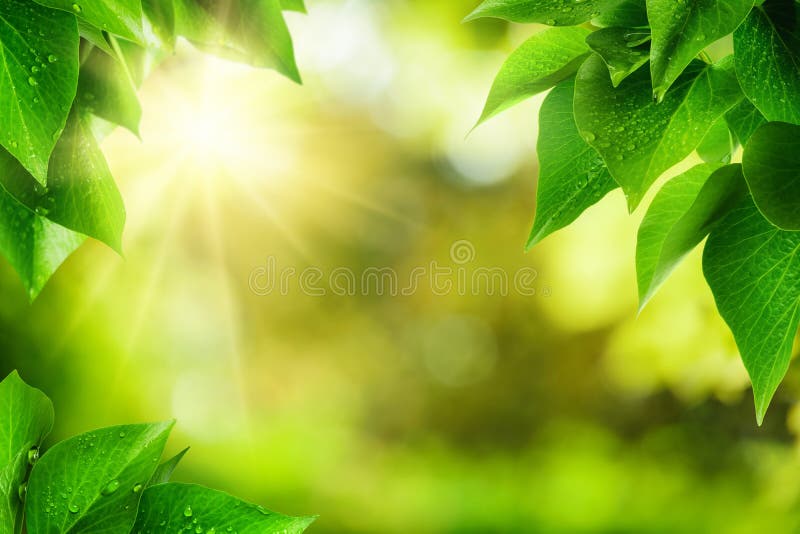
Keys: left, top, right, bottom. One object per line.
{"left": 0, "top": 371, "right": 315, "bottom": 533}
{"left": 0, "top": 0, "right": 304, "bottom": 300}
{"left": 469, "top": 0, "right": 800, "bottom": 423}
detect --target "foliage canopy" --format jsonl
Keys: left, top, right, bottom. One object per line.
{"left": 470, "top": 0, "right": 800, "bottom": 423}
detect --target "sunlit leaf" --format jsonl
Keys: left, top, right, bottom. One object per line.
{"left": 464, "top": 0, "right": 627, "bottom": 25}
{"left": 647, "top": 0, "right": 753, "bottom": 100}
{"left": 0, "top": 372, "right": 54, "bottom": 534}
{"left": 477, "top": 27, "right": 590, "bottom": 125}
{"left": 0, "top": 0, "right": 79, "bottom": 185}
{"left": 0, "top": 111, "right": 126, "bottom": 253}
{"left": 147, "top": 448, "right": 189, "bottom": 487}
{"left": 528, "top": 78, "right": 617, "bottom": 247}
{"left": 25, "top": 422, "right": 173, "bottom": 534}
{"left": 33, "top": 0, "right": 145, "bottom": 44}
{"left": 133, "top": 483, "right": 315, "bottom": 533}
{"left": 574, "top": 55, "right": 743, "bottom": 210}
{"left": 696, "top": 118, "right": 735, "bottom": 164}
{"left": 734, "top": 0, "right": 800, "bottom": 125}
{"left": 636, "top": 163, "right": 746, "bottom": 308}
{"left": 725, "top": 99, "right": 766, "bottom": 146}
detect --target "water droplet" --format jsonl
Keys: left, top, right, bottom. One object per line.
{"left": 101, "top": 480, "right": 120, "bottom": 496}
{"left": 133, "top": 483, "right": 143, "bottom": 493}
{"left": 28, "top": 447, "right": 39, "bottom": 465}
{"left": 47, "top": 54, "right": 57, "bottom": 63}
{"left": 184, "top": 505, "right": 193, "bottom": 517}
{"left": 27, "top": 76, "right": 38, "bottom": 86}
{"left": 71, "top": 3, "right": 82, "bottom": 13}
{"left": 68, "top": 503, "right": 80, "bottom": 514}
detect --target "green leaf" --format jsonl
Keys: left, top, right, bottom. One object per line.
{"left": 0, "top": 186, "right": 84, "bottom": 300}
{"left": 133, "top": 483, "right": 315, "bottom": 533}
{"left": 477, "top": 27, "right": 590, "bottom": 125}
{"left": 725, "top": 99, "right": 767, "bottom": 146}
{"left": 585, "top": 27, "right": 650, "bottom": 87}
{"left": 25, "top": 422, "right": 174, "bottom": 534}
{"left": 734, "top": 0, "right": 800, "bottom": 125}
{"left": 528, "top": 78, "right": 617, "bottom": 247}
{"left": 574, "top": 54, "right": 743, "bottom": 210}
{"left": 0, "top": 111, "right": 126, "bottom": 253}
{"left": 147, "top": 448, "right": 189, "bottom": 487}
{"left": 174, "top": 0, "right": 300, "bottom": 83}
{"left": 594, "top": 0, "right": 648, "bottom": 27}
{"left": 142, "top": 0, "right": 176, "bottom": 48}
{"left": 0, "top": 0, "right": 79, "bottom": 185}
{"left": 742, "top": 121, "right": 800, "bottom": 230}
{"left": 696, "top": 118, "right": 735, "bottom": 163}
{"left": 647, "top": 0, "right": 753, "bottom": 100}
{"left": 636, "top": 163, "right": 747, "bottom": 308}
{"left": 0, "top": 372, "right": 54, "bottom": 534}
{"left": 76, "top": 46, "right": 141, "bottom": 136}
{"left": 281, "top": 0, "right": 307, "bottom": 13}
{"left": 464, "top": 0, "right": 626, "bottom": 25}
{"left": 703, "top": 195, "right": 800, "bottom": 424}
{"left": 33, "top": 0, "right": 145, "bottom": 44}
{"left": 77, "top": 20, "right": 113, "bottom": 55}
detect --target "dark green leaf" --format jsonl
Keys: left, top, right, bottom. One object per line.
{"left": 0, "top": 186, "right": 84, "bottom": 300}
{"left": 0, "top": 111, "right": 126, "bottom": 253}
{"left": 585, "top": 27, "right": 650, "bottom": 87}
{"left": 133, "top": 483, "right": 315, "bottom": 533}
{"left": 0, "top": 372, "right": 54, "bottom": 534}
{"left": 594, "top": 0, "right": 648, "bottom": 27}
{"left": 0, "top": 0, "right": 79, "bottom": 185}
{"left": 648, "top": 0, "right": 753, "bottom": 100}
{"left": 725, "top": 99, "right": 767, "bottom": 146}
{"left": 464, "top": 0, "right": 626, "bottom": 25}
{"left": 528, "top": 78, "right": 617, "bottom": 247}
{"left": 477, "top": 27, "right": 590, "bottom": 125}
{"left": 696, "top": 118, "right": 735, "bottom": 163}
{"left": 574, "top": 55, "right": 743, "bottom": 210}
{"left": 147, "top": 448, "right": 189, "bottom": 487}
{"left": 637, "top": 163, "right": 747, "bottom": 308}
{"left": 703, "top": 195, "right": 800, "bottom": 424}
{"left": 742, "top": 121, "right": 800, "bottom": 230}
{"left": 25, "top": 422, "right": 173, "bottom": 534}
{"left": 174, "top": 0, "right": 300, "bottom": 83}
{"left": 734, "top": 0, "right": 800, "bottom": 124}
{"left": 33, "top": 0, "right": 145, "bottom": 44}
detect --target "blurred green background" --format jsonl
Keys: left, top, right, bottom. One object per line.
{"left": 3, "top": 1, "right": 800, "bottom": 532}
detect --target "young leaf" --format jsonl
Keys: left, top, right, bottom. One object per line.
{"left": 696, "top": 118, "right": 735, "bottom": 164}
{"left": 174, "top": 0, "right": 300, "bottom": 83}
{"left": 133, "top": 483, "right": 316, "bottom": 533}
{"left": 142, "top": 0, "right": 176, "bottom": 49}
{"left": 703, "top": 196, "right": 800, "bottom": 424}
{"left": 725, "top": 99, "right": 767, "bottom": 146}
{"left": 76, "top": 46, "right": 142, "bottom": 136}
{"left": 464, "top": 0, "right": 626, "bottom": 25}
{"left": 636, "top": 163, "right": 747, "bottom": 308}
{"left": 25, "top": 422, "right": 174, "bottom": 534}
{"left": 647, "top": 0, "right": 753, "bottom": 100}
{"left": 528, "top": 78, "right": 617, "bottom": 247}
{"left": 585, "top": 27, "right": 650, "bottom": 87}
{"left": 734, "top": 0, "right": 800, "bottom": 125}
{"left": 476, "top": 27, "right": 590, "bottom": 126}
{"left": 0, "top": 372, "right": 54, "bottom": 534}
{"left": 574, "top": 55, "right": 743, "bottom": 210}
{"left": 32, "top": 0, "right": 145, "bottom": 44}
{"left": 741, "top": 121, "right": 800, "bottom": 230}
{"left": 0, "top": 111, "right": 126, "bottom": 253}
{"left": 0, "top": 186, "right": 85, "bottom": 300}
{"left": 147, "top": 447, "right": 189, "bottom": 487}
{"left": 0, "top": 0, "right": 79, "bottom": 185}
